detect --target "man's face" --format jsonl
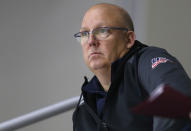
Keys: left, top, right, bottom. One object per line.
{"left": 81, "top": 7, "right": 128, "bottom": 73}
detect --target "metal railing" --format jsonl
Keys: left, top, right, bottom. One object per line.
{"left": 0, "top": 96, "right": 80, "bottom": 131}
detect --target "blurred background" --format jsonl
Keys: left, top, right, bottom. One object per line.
{"left": 0, "top": 0, "right": 190, "bottom": 130}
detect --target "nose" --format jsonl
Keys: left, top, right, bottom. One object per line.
{"left": 87, "top": 33, "right": 98, "bottom": 46}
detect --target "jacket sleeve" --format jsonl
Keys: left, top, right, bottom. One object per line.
{"left": 138, "top": 46, "right": 191, "bottom": 131}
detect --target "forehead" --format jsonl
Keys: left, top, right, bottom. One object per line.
{"left": 81, "top": 6, "right": 123, "bottom": 29}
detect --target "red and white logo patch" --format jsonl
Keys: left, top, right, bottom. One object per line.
{"left": 151, "top": 57, "right": 170, "bottom": 69}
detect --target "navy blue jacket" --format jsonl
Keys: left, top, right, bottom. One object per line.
{"left": 73, "top": 40, "right": 191, "bottom": 131}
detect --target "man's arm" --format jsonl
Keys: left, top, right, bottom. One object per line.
{"left": 138, "top": 46, "right": 191, "bottom": 131}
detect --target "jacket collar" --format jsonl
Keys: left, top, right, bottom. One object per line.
{"left": 82, "top": 51, "right": 129, "bottom": 95}
{"left": 82, "top": 40, "right": 147, "bottom": 95}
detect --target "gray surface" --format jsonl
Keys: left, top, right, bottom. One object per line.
{"left": 0, "top": 0, "right": 190, "bottom": 131}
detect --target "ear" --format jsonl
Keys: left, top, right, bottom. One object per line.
{"left": 124, "top": 31, "right": 136, "bottom": 49}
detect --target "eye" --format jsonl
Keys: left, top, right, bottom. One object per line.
{"left": 98, "top": 28, "right": 109, "bottom": 34}
{"left": 94, "top": 28, "right": 110, "bottom": 39}
{"left": 80, "top": 31, "right": 89, "bottom": 37}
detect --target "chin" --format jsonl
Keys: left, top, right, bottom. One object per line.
{"left": 89, "top": 61, "right": 107, "bottom": 71}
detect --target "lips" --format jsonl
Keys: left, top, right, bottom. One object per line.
{"left": 88, "top": 52, "right": 102, "bottom": 59}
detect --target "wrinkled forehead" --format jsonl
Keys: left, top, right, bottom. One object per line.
{"left": 81, "top": 5, "right": 124, "bottom": 29}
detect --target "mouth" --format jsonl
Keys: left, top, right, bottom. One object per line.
{"left": 89, "top": 52, "right": 102, "bottom": 58}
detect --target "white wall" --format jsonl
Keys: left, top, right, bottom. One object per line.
{"left": 0, "top": 0, "right": 190, "bottom": 131}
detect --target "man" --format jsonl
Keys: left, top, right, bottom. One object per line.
{"left": 73, "top": 3, "right": 191, "bottom": 131}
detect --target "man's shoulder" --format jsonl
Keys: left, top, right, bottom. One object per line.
{"left": 132, "top": 40, "right": 168, "bottom": 60}
{"left": 139, "top": 45, "right": 167, "bottom": 56}
{"left": 128, "top": 42, "right": 167, "bottom": 64}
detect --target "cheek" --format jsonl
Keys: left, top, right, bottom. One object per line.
{"left": 103, "top": 40, "right": 125, "bottom": 62}
{"left": 103, "top": 43, "right": 118, "bottom": 59}
{"left": 82, "top": 46, "right": 89, "bottom": 63}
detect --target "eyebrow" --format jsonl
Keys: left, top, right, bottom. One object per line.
{"left": 80, "top": 28, "right": 88, "bottom": 32}
{"left": 80, "top": 23, "right": 108, "bottom": 32}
